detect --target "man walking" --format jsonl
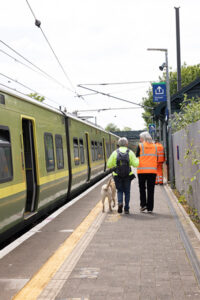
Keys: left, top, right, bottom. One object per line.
{"left": 107, "top": 137, "right": 139, "bottom": 214}
{"left": 136, "top": 132, "right": 158, "bottom": 213}
{"left": 155, "top": 139, "right": 165, "bottom": 185}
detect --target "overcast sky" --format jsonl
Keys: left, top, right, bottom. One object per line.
{"left": 1, "top": 0, "right": 200, "bottom": 130}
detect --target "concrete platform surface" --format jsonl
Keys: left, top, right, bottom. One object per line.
{"left": 1, "top": 176, "right": 200, "bottom": 300}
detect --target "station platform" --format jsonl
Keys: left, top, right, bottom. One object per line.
{"left": 1, "top": 174, "right": 200, "bottom": 300}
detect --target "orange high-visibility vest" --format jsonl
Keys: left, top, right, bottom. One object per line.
{"left": 156, "top": 163, "right": 164, "bottom": 184}
{"left": 155, "top": 142, "right": 165, "bottom": 163}
{"left": 137, "top": 142, "right": 158, "bottom": 174}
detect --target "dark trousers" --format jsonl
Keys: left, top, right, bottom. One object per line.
{"left": 138, "top": 173, "right": 156, "bottom": 211}
{"left": 114, "top": 176, "right": 131, "bottom": 211}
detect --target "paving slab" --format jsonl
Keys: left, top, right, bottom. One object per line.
{"left": 2, "top": 176, "right": 200, "bottom": 300}
{"left": 42, "top": 180, "right": 200, "bottom": 300}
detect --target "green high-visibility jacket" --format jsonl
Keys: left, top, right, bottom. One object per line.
{"left": 107, "top": 146, "right": 139, "bottom": 176}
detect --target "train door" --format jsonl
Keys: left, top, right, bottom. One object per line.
{"left": 22, "top": 118, "right": 37, "bottom": 214}
{"left": 103, "top": 138, "right": 107, "bottom": 171}
{"left": 85, "top": 133, "right": 91, "bottom": 181}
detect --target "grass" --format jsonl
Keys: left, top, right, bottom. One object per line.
{"left": 173, "top": 189, "right": 200, "bottom": 232}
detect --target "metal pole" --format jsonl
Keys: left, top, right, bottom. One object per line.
{"left": 175, "top": 7, "right": 181, "bottom": 91}
{"left": 165, "top": 50, "right": 175, "bottom": 187}
{"left": 147, "top": 47, "right": 175, "bottom": 187}
{"left": 159, "top": 119, "right": 162, "bottom": 141}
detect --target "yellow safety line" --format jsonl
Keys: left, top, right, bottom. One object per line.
{"left": 12, "top": 200, "right": 102, "bottom": 300}
{"left": 39, "top": 170, "right": 68, "bottom": 185}
{"left": 0, "top": 182, "right": 26, "bottom": 199}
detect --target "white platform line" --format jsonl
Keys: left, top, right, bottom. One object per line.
{"left": 0, "top": 175, "right": 110, "bottom": 259}
{"left": 36, "top": 213, "right": 106, "bottom": 300}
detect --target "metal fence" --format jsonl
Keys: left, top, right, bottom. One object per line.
{"left": 172, "top": 120, "right": 200, "bottom": 214}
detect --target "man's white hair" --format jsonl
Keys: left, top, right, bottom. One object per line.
{"left": 118, "top": 137, "right": 128, "bottom": 147}
{"left": 140, "top": 131, "right": 153, "bottom": 143}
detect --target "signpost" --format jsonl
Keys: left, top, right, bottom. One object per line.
{"left": 152, "top": 82, "right": 167, "bottom": 102}
{"left": 149, "top": 123, "right": 156, "bottom": 139}
{"left": 148, "top": 48, "right": 174, "bottom": 187}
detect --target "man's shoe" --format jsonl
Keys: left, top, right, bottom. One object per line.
{"left": 125, "top": 209, "right": 129, "bottom": 214}
{"left": 140, "top": 206, "right": 146, "bottom": 212}
{"left": 147, "top": 210, "right": 152, "bottom": 213}
{"left": 118, "top": 204, "right": 123, "bottom": 213}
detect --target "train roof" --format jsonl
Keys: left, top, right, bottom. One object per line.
{"left": 0, "top": 85, "right": 119, "bottom": 138}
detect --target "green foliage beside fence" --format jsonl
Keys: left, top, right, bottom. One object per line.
{"left": 172, "top": 96, "right": 200, "bottom": 132}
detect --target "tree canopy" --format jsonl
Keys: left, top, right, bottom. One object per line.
{"left": 28, "top": 93, "right": 45, "bottom": 102}
{"left": 171, "top": 96, "right": 200, "bottom": 132}
{"left": 122, "top": 126, "right": 132, "bottom": 131}
{"left": 142, "top": 63, "right": 200, "bottom": 127}
{"left": 105, "top": 123, "right": 120, "bottom": 132}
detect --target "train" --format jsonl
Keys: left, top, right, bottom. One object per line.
{"left": 0, "top": 87, "right": 119, "bottom": 244}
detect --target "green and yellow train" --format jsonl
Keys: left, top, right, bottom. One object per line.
{"left": 0, "top": 87, "right": 118, "bottom": 243}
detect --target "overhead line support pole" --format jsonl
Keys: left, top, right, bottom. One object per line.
{"left": 147, "top": 48, "right": 175, "bottom": 188}
{"left": 175, "top": 7, "right": 182, "bottom": 91}
{"left": 165, "top": 50, "right": 175, "bottom": 188}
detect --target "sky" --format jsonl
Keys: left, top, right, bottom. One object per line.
{"left": 1, "top": 0, "right": 200, "bottom": 130}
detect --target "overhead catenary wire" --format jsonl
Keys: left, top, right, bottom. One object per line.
{"left": 76, "top": 84, "right": 149, "bottom": 98}
{"left": 0, "top": 41, "right": 73, "bottom": 93}
{"left": 77, "top": 80, "right": 155, "bottom": 103}
{"left": 77, "top": 84, "right": 154, "bottom": 110}
{"left": 78, "top": 80, "right": 154, "bottom": 86}
{"left": 74, "top": 107, "right": 141, "bottom": 113}
{"left": 0, "top": 72, "right": 39, "bottom": 94}
{"left": 0, "top": 72, "right": 63, "bottom": 106}
{"left": 25, "top": 0, "right": 79, "bottom": 98}
{"left": 0, "top": 81, "right": 65, "bottom": 109}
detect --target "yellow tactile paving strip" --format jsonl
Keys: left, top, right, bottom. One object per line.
{"left": 12, "top": 200, "right": 102, "bottom": 300}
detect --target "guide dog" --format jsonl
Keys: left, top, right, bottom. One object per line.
{"left": 101, "top": 178, "right": 116, "bottom": 212}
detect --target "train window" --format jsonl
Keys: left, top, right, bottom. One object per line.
{"left": 44, "top": 133, "right": 55, "bottom": 172}
{"left": 55, "top": 135, "right": 64, "bottom": 169}
{"left": 111, "top": 143, "right": 115, "bottom": 152}
{"left": 79, "top": 139, "right": 85, "bottom": 164}
{"left": 106, "top": 142, "right": 110, "bottom": 158}
{"left": 95, "top": 141, "right": 98, "bottom": 160}
{"left": 99, "top": 142, "right": 103, "bottom": 159}
{"left": 0, "top": 94, "right": 5, "bottom": 105}
{"left": 0, "top": 126, "right": 13, "bottom": 183}
{"left": 73, "top": 138, "right": 79, "bottom": 165}
{"left": 91, "top": 141, "right": 95, "bottom": 161}
{"left": 97, "top": 142, "right": 100, "bottom": 160}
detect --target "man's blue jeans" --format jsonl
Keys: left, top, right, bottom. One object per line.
{"left": 114, "top": 176, "right": 131, "bottom": 211}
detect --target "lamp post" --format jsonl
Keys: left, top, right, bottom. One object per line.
{"left": 147, "top": 48, "right": 174, "bottom": 187}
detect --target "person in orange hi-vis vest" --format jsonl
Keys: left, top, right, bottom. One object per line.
{"left": 136, "top": 131, "right": 158, "bottom": 213}
{"left": 155, "top": 139, "right": 165, "bottom": 185}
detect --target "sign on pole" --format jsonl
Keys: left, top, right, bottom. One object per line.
{"left": 149, "top": 124, "right": 156, "bottom": 139}
{"left": 152, "top": 82, "right": 167, "bottom": 102}
{"left": 149, "top": 124, "right": 156, "bottom": 134}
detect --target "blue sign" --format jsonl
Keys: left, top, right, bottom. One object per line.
{"left": 152, "top": 82, "right": 167, "bottom": 102}
{"left": 149, "top": 124, "right": 156, "bottom": 134}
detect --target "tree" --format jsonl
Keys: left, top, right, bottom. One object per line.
{"left": 142, "top": 63, "right": 200, "bottom": 127}
{"left": 28, "top": 93, "right": 45, "bottom": 102}
{"left": 171, "top": 96, "right": 200, "bottom": 184}
{"left": 122, "top": 126, "right": 132, "bottom": 131}
{"left": 105, "top": 123, "right": 120, "bottom": 132}
{"left": 172, "top": 96, "right": 200, "bottom": 132}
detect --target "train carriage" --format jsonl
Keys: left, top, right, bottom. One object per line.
{"left": 0, "top": 88, "right": 69, "bottom": 238}
{"left": 0, "top": 87, "right": 119, "bottom": 243}
{"left": 65, "top": 115, "right": 119, "bottom": 196}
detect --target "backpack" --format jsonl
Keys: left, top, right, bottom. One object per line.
{"left": 116, "top": 149, "right": 130, "bottom": 178}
